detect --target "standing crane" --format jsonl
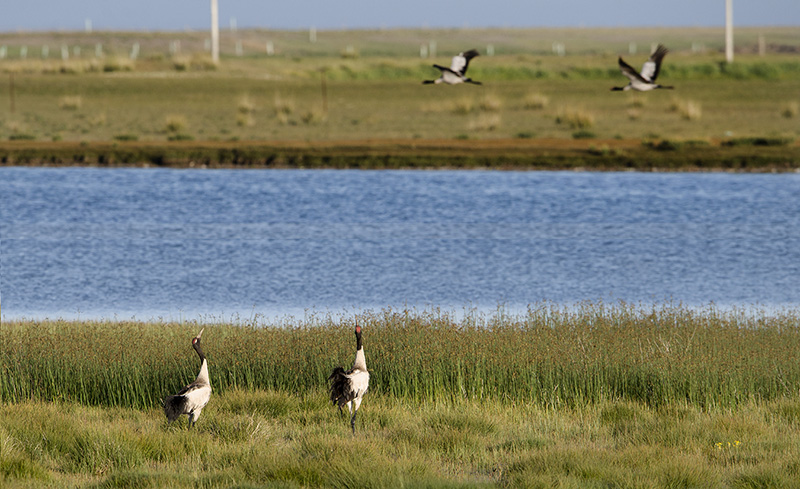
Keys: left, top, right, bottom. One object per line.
{"left": 163, "top": 329, "right": 211, "bottom": 429}
{"left": 328, "top": 322, "right": 370, "bottom": 433}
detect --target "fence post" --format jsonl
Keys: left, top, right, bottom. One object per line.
{"left": 210, "top": 0, "right": 219, "bottom": 63}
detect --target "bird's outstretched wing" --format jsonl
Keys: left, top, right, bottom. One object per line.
{"left": 618, "top": 57, "right": 649, "bottom": 83}
{"left": 450, "top": 49, "right": 479, "bottom": 76}
{"left": 642, "top": 44, "right": 669, "bottom": 82}
{"left": 432, "top": 64, "right": 456, "bottom": 75}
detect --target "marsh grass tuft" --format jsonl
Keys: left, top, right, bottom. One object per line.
{"left": 521, "top": 92, "right": 549, "bottom": 110}
{"left": 556, "top": 107, "right": 595, "bottom": 129}
{"left": 468, "top": 113, "right": 501, "bottom": 131}
{"left": 451, "top": 97, "right": 475, "bottom": 115}
{"left": 782, "top": 101, "right": 799, "bottom": 119}
{"left": 478, "top": 93, "right": 502, "bottom": 112}
{"left": 164, "top": 114, "right": 188, "bottom": 133}
{"left": 670, "top": 98, "right": 702, "bottom": 121}
{"left": 58, "top": 96, "right": 82, "bottom": 111}
{"left": 273, "top": 94, "right": 295, "bottom": 116}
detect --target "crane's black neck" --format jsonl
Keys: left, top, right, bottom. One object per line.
{"left": 355, "top": 330, "right": 363, "bottom": 351}
{"left": 193, "top": 340, "right": 206, "bottom": 363}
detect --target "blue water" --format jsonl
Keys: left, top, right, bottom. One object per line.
{"left": 2, "top": 168, "right": 799, "bottom": 321}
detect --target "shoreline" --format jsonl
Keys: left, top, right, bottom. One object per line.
{"left": 2, "top": 138, "right": 799, "bottom": 172}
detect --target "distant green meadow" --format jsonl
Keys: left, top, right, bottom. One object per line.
{"left": 0, "top": 27, "right": 798, "bottom": 163}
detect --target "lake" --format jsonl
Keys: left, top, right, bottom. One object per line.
{"left": 2, "top": 167, "right": 799, "bottom": 321}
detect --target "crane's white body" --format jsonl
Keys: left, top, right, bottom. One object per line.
{"left": 343, "top": 349, "right": 369, "bottom": 415}
{"left": 613, "top": 45, "right": 672, "bottom": 92}
{"left": 329, "top": 324, "right": 370, "bottom": 433}
{"left": 164, "top": 329, "right": 211, "bottom": 428}
{"left": 180, "top": 360, "right": 211, "bottom": 424}
{"left": 424, "top": 49, "right": 481, "bottom": 85}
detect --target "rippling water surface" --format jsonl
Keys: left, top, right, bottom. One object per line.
{"left": 2, "top": 168, "right": 799, "bottom": 320}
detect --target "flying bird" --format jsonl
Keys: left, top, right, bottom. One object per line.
{"left": 328, "top": 322, "right": 370, "bottom": 434}
{"left": 423, "top": 49, "right": 482, "bottom": 85}
{"left": 163, "top": 329, "right": 211, "bottom": 429}
{"left": 612, "top": 44, "right": 673, "bottom": 92}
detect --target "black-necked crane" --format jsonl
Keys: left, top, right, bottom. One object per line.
{"left": 328, "top": 322, "right": 370, "bottom": 434}
{"left": 423, "top": 49, "right": 482, "bottom": 85}
{"left": 612, "top": 44, "right": 673, "bottom": 92}
{"left": 163, "top": 329, "right": 211, "bottom": 429}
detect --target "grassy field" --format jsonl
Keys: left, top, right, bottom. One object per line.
{"left": 0, "top": 27, "right": 799, "bottom": 170}
{"left": 4, "top": 393, "right": 800, "bottom": 488}
{"left": 3, "top": 304, "right": 800, "bottom": 487}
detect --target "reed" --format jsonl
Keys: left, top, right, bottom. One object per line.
{"left": 3, "top": 303, "right": 800, "bottom": 411}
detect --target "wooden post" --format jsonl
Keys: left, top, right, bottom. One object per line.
{"left": 210, "top": 0, "right": 219, "bottom": 63}
{"left": 725, "top": 0, "right": 734, "bottom": 63}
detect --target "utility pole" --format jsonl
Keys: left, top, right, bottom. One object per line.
{"left": 725, "top": 0, "right": 734, "bottom": 63}
{"left": 211, "top": 0, "right": 219, "bottom": 63}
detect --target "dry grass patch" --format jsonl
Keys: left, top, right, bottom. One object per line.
{"left": 468, "top": 113, "right": 501, "bottom": 131}
{"left": 301, "top": 108, "right": 326, "bottom": 125}
{"left": 236, "top": 113, "right": 255, "bottom": 127}
{"left": 164, "top": 114, "right": 188, "bottom": 133}
{"left": 782, "top": 101, "right": 798, "bottom": 119}
{"left": 237, "top": 95, "right": 256, "bottom": 115}
{"left": 451, "top": 97, "right": 475, "bottom": 115}
{"left": 556, "top": 107, "right": 595, "bottom": 129}
{"left": 670, "top": 98, "right": 703, "bottom": 121}
{"left": 522, "top": 92, "right": 550, "bottom": 110}
{"left": 58, "top": 96, "right": 82, "bottom": 111}
{"left": 273, "top": 94, "right": 295, "bottom": 116}
{"left": 478, "top": 93, "right": 502, "bottom": 112}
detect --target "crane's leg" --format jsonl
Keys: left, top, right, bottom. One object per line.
{"left": 350, "top": 397, "right": 363, "bottom": 434}
{"left": 188, "top": 409, "right": 203, "bottom": 429}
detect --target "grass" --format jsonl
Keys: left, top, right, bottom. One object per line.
{"left": 0, "top": 28, "right": 797, "bottom": 169}
{"left": 0, "top": 28, "right": 798, "bottom": 150}
{"left": 4, "top": 304, "right": 800, "bottom": 487}
{"left": 4, "top": 392, "right": 800, "bottom": 488}
{"left": 4, "top": 304, "right": 800, "bottom": 410}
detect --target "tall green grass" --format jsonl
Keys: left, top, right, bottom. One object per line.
{"left": 3, "top": 303, "right": 800, "bottom": 410}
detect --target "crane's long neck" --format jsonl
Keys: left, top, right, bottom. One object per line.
{"left": 194, "top": 342, "right": 210, "bottom": 385}
{"left": 352, "top": 332, "right": 367, "bottom": 371}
